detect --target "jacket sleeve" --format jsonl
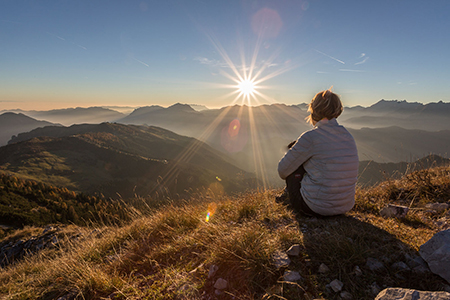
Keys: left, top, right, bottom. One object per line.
{"left": 277, "top": 131, "right": 313, "bottom": 180}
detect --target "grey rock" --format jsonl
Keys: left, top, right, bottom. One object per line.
{"left": 419, "top": 229, "right": 450, "bottom": 283}
{"left": 283, "top": 270, "right": 302, "bottom": 282}
{"left": 354, "top": 265, "right": 362, "bottom": 276}
{"left": 273, "top": 250, "right": 291, "bottom": 269}
{"left": 318, "top": 263, "right": 330, "bottom": 274}
{"left": 366, "top": 257, "right": 385, "bottom": 271}
{"left": 380, "top": 204, "right": 409, "bottom": 218}
{"left": 0, "top": 229, "right": 71, "bottom": 267}
{"left": 406, "top": 255, "right": 427, "bottom": 268}
{"left": 330, "top": 279, "right": 343, "bottom": 292}
{"left": 214, "top": 278, "right": 228, "bottom": 290}
{"left": 208, "top": 265, "right": 218, "bottom": 278}
{"left": 286, "top": 244, "right": 301, "bottom": 256}
{"left": 375, "top": 287, "right": 450, "bottom": 300}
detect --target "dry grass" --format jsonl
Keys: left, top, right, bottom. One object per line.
{"left": 1, "top": 167, "right": 450, "bottom": 299}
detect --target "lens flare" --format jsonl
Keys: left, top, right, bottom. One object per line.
{"left": 228, "top": 119, "right": 241, "bottom": 137}
{"left": 205, "top": 202, "right": 217, "bottom": 222}
{"left": 221, "top": 118, "right": 248, "bottom": 153}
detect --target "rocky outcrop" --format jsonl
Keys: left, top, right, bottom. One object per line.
{"left": 0, "top": 226, "right": 62, "bottom": 267}
{"left": 375, "top": 288, "right": 450, "bottom": 300}
{"left": 419, "top": 229, "right": 450, "bottom": 284}
{"left": 0, "top": 226, "right": 86, "bottom": 268}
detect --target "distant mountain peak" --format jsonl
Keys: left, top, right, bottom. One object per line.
{"left": 127, "top": 105, "right": 164, "bottom": 116}
{"left": 188, "top": 104, "right": 209, "bottom": 111}
{"left": 167, "top": 103, "right": 196, "bottom": 112}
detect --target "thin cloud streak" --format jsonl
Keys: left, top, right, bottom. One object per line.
{"left": 355, "top": 57, "right": 369, "bottom": 65}
{"left": 47, "top": 32, "right": 66, "bottom": 41}
{"left": 47, "top": 32, "right": 87, "bottom": 50}
{"left": 133, "top": 57, "right": 149, "bottom": 67}
{"left": 315, "top": 49, "right": 345, "bottom": 64}
{"left": 76, "top": 44, "right": 87, "bottom": 50}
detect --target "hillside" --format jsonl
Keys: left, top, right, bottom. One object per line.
{"left": 1, "top": 107, "right": 125, "bottom": 126}
{"left": 358, "top": 154, "right": 450, "bottom": 186}
{"left": 1, "top": 166, "right": 449, "bottom": 299}
{"left": 1, "top": 123, "right": 256, "bottom": 199}
{"left": 115, "top": 102, "right": 450, "bottom": 185}
{"left": 118, "top": 103, "right": 310, "bottom": 142}
{"left": 349, "top": 127, "right": 450, "bottom": 163}
{"left": 4, "top": 102, "right": 450, "bottom": 188}
{"left": 340, "top": 100, "right": 450, "bottom": 131}
{"left": 0, "top": 112, "right": 56, "bottom": 146}
{"left": 0, "top": 173, "right": 133, "bottom": 229}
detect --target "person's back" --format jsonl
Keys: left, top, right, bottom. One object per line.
{"left": 277, "top": 89, "right": 358, "bottom": 216}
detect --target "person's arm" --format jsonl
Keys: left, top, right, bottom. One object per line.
{"left": 277, "top": 132, "right": 313, "bottom": 180}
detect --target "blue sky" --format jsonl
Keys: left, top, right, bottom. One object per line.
{"left": 1, "top": 0, "right": 449, "bottom": 110}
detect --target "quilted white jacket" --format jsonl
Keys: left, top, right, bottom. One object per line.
{"left": 278, "top": 118, "right": 359, "bottom": 216}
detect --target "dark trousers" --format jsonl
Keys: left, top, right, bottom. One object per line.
{"left": 286, "top": 165, "right": 323, "bottom": 217}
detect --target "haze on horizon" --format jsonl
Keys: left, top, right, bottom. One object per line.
{"left": 1, "top": 1, "right": 449, "bottom": 111}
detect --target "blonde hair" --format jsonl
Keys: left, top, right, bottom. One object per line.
{"left": 306, "top": 89, "right": 343, "bottom": 125}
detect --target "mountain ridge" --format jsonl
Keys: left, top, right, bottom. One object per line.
{"left": 0, "top": 112, "right": 56, "bottom": 146}
{"left": 1, "top": 123, "right": 257, "bottom": 198}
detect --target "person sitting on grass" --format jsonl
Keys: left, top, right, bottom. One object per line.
{"left": 277, "top": 88, "right": 359, "bottom": 217}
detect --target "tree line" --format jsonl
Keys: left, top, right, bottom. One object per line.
{"left": 0, "top": 173, "right": 135, "bottom": 228}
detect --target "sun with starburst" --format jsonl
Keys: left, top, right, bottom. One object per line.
{"left": 237, "top": 78, "right": 257, "bottom": 101}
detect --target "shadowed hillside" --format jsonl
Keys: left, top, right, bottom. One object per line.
{"left": 0, "top": 112, "right": 56, "bottom": 146}
{"left": 1, "top": 123, "right": 257, "bottom": 199}
{"left": 0, "top": 173, "right": 134, "bottom": 229}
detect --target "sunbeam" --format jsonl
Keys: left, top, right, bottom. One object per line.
{"left": 153, "top": 29, "right": 305, "bottom": 194}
